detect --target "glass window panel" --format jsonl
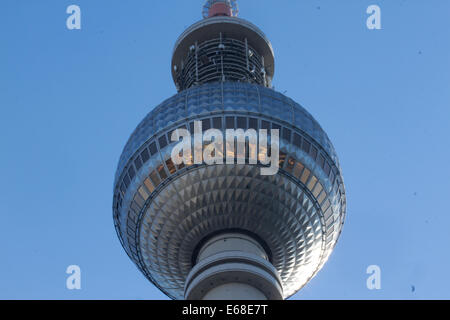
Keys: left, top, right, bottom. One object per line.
{"left": 130, "top": 202, "right": 141, "bottom": 216}
{"left": 202, "top": 118, "right": 211, "bottom": 131}
{"left": 321, "top": 199, "right": 331, "bottom": 212}
{"left": 293, "top": 161, "right": 304, "bottom": 178}
{"left": 157, "top": 165, "right": 168, "bottom": 180}
{"left": 141, "top": 148, "right": 150, "bottom": 163}
{"left": 149, "top": 142, "right": 157, "bottom": 156}
{"left": 302, "top": 139, "right": 311, "bottom": 153}
{"left": 150, "top": 170, "right": 160, "bottom": 186}
{"left": 166, "top": 159, "right": 176, "bottom": 174}
{"left": 307, "top": 175, "right": 317, "bottom": 191}
{"left": 326, "top": 215, "right": 334, "bottom": 228}
{"left": 158, "top": 135, "right": 168, "bottom": 149}
{"left": 226, "top": 116, "right": 235, "bottom": 129}
{"left": 293, "top": 133, "right": 302, "bottom": 148}
{"left": 120, "top": 183, "right": 126, "bottom": 196}
{"left": 300, "top": 168, "right": 310, "bottom": 184}
{"left": 279, "top": 151, "right": 286, "bottom": 169}
{"left": 123, "top": 174, "right": 131, "bottom": 188}
{"left": 310, "top": 146, "right": 318, "bottom": 161}
{"left": 330, "top": 170, "right": 335, "bottom": 185}
{"left": 286, "top": 157, "right": 295, "bottom": 173}
{"left": 318, "top": 154, "right": 325, "bottom": 168}
{"left": 177, "top": 162, "right": 185, "bottom": 170}
{"left": 128, "top": 211, "right": 137, "bottom": 224}
{"left": 324, "top": 161, "right": 331, "bottom": 176}
{"left": 212, "top": 117, "right": 222, "bottom": 129}
{"left": 138, "top": 186, "right": 149, "bottom": 201}
{"left": 313, "top": 182, "right": 323, "bottom": 198}
{"left": 128, "top": 166, "right": 136, "bottom": 180}
{"left": 133, "top": 193, "right": 145, "bottom": 208}
{"left": 134, "top": 156, "right": 143, "bottom": 171}
{"left": 272, "top": 123, "right": 281, "bottom": 131}
{"left": 144, "top": 177, "right": 155, "bottom": 193}
{"left": 261, "top": 120, "right": 270, "bottom": 130}
{"left": 282, "top": 127, "right": 291, "bottom": 142}
{"left": 237, "top": 117, "right": 247, "bottom": 129}
{"left": 248, "top": 118, "right": 258, "bottom": 130}
{"left": 317, "top": 191, "right": 326, "bottom": 204}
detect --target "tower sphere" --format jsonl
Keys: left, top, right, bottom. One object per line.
{"left": 113, "top": 1, "right": 346, "bottom": 300}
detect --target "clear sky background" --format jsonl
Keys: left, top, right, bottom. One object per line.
{"left": 1, "top": 0, "right": 449, "bottom": 300}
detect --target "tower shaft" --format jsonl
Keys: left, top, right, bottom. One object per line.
{"left": 184, "top": 233, "right": 283, "bottom": 300}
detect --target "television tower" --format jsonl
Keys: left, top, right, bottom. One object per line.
{"left": 113, "top": 0, "right": 346, "bottom": 300}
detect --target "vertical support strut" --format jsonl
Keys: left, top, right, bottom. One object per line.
{"left": 195, "top": 41, "right": 199, "bottom": 84}
{"left": 245, "top": 37, "right": 249, "bottom": 71}
{"left": 262, "top": 56, "right": 267, "bottom": 87}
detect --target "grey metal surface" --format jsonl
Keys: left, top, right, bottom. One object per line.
{"left": 113, "top": 82, "right": 346, "bottom": 300}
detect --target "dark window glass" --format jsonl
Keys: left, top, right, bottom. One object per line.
{"left": 237, "top": 117, "right": 247, "bottom": 129}
{"left": 279, "top": 151, "right": 286, "bottom": 168}
{"left": 141, "top": 148, "right": 150, "bottom": 163}
{"left": 213, "top": 117, "right": 222, "bottom": 129}
{"left": 302, "top": 139, "right": 311, "bottom": 153}
{"left": 133, "top": 193, "right": 145, "bottom": 208}
{"left": 150, "top": 170, "right": 160, "bottom": 186}
{"left": 158, "top": 165, "right": 168, "bottom": 180}
{"left": 310, "top": 146, "right": 318, "bottom": 160}
{"left": 286, "top": 157, "right": 295, "bottom": 172}
{"left": 123, "top": 174, "right": 131, "bottom": 188}
{"left": 318, "top": 154, "right": 325, "bottom": 168}
{"left": 282, "top": 127, "right": 291, "bottom": 142}
{"left": 128, "top": 165, "right": 136, "bottom": 180}
{"left": 330, "top": 170, "right": 336, "bottom": 184}
{"left": 158, "top": 135, "right": 168, "bottom": 149}
{"left": 226, "top": 116, "right": 235, "bottom": 129}
{"left": 261, "top": 120, "right": 270, "bottom": 130}
{"left": 166, "top": 159, "right": 176, "bottom": 174}
{"left": 120, "top": 183, "right": 126, "bottom": 196}
{"left": 134, "top": 156, "right": 143, "bottom": 171}
{"left": 324, "top": 161, "right": 331, "bottom": 176}
{"left": 202, "top": 118, "right": 211, "bottom": 131}
{"left": 293, "top": 133, "right": 302, "bottom": 148}
{"left": 149, "top": 142, "right": 157, "bottom": 156}
{"left": 248, "top": 118, "right": 258, "bottom": 130}
{"left": 272, "top": 123, "right": 281, "bottom": 131}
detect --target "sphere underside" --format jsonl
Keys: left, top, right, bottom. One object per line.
{"left": 113, "top": 82, "right": 346, "bottom": 299}
{"left": 141, "top": 164, "right": 331, "bottom": 299}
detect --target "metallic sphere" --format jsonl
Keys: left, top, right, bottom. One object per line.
{"left": 113, "top": 82, "right": 346, "bottom": 299}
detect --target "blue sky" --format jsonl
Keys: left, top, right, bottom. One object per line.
{"left": 1, "top": 0, "right": 449, "bottom": 299}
